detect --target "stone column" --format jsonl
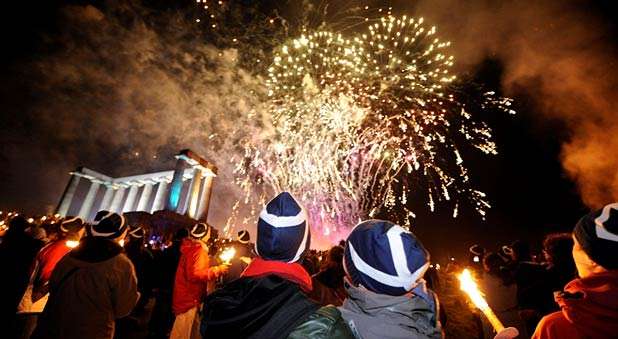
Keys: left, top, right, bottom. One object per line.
{"left": 136, "top": 182, "right": 154, "bottom": 212}
{"left": 123, "top": 184, "right": 140, "bottom": 212}
{"left": 99, "top": 185, "right": 115, "bottom": 212}
{"left": 166, "top": 158, "right": 187, "bottom": 211}
{"left": 78, "top": 180, "right": 101, "bottom": 220}
{"left": 187, "top": 168, "right": 203, "bottom": 219}
{"left": 151, "top": 181, "right": 168, "bottom": 213}
{"left": 196, "top": 175, "right": 215, "bottom": 221}
{"left": 55, "top": 171, "right": 81, "bottom": 217}
{"left": 110, "top": 186, "right": 126, "bottom": 213}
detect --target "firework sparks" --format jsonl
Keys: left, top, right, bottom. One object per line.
{"left": 230, "top": 15, "right": 513, "bottom": 242}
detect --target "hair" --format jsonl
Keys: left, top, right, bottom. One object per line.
{"left": 174, "top": 228, "right": 189, "bottom": 241}
{"left": 483, "top": 252, "right": 510, "bottom": 284}
{"left": 543, "top": 232, "right": 575, "bottom": 269}
{"left": 510, "top": 240, "right": 532, "bottom": 262}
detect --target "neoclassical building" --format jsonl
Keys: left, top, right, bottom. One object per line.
{"left": 55, "top": 149, "right": 217, "bottom": 222}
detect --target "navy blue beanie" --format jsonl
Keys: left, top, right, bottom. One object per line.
{"left": 256, "top": 192, "right": 310, "bottom": 263}
{"left": 89, "top": 211, "right": 127, "bottom": 239}
{"left": 344, "top": 220, "right": 430, "bottom": 296}
{"left": 574, "top": 203, "right": 618, "bottom": 270}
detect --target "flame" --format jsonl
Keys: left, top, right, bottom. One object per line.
{"left": 458, "top": 269, "right": 504, "bottom": 333}
{"left": 219, "top": 247, "right": 236, "bottom": 264}
{"left": 65, "top": 240, "right": 80, "bottom": 248}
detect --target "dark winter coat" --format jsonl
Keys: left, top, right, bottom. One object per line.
{"left": 31, "top": 237, "right": 139, "bottom": 339}
{"left": 201, "top": 257, "right": 354, "bottom": 339}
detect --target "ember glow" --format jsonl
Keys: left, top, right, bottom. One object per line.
{"left": 229, "top": 15, "right": 514, "bottom": 242}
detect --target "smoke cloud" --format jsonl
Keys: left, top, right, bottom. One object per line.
{"left": 0, "top": 3, "right": 268, "bottom": 227}
{"left": 408, "top": 0, "right": 618, "bottom": 208}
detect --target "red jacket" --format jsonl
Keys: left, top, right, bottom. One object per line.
{"left": 532, "top": 270, "right": 618, "bottom": 339}
{"left": 37, "top": 240, "right": 73, "bottom": 283}
{"left": 172, "top": 239, "right": 226, "bottom": 315}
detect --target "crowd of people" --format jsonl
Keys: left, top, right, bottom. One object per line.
{"left": 0, "top": 195, "right": 616, "bottom": 339}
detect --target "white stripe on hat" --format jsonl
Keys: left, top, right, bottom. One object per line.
{"left": 91, "top": 214, "right": 126, "bottom": 238}
{"left": 287, "top": 219, "right": 309, "bottom": 263}
{"left": 93, "top": 211, "right": 115, "bottom": 225}
{"left": 594, "top": 203, "right": 618, "bottom": 242}
{"left": 259, "top": 208, "right": 307, "bottom": 227}
{"left": 386, "top": 225, "right": 415, "bottom": 290}
{"left": 348, "top": 241, "right": 428, "bottom": 289}
{"left": 60, "top": 217, "right": 83, "bottom": 233}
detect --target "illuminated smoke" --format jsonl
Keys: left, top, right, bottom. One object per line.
{"left": 410, "top": 0, "right": 618, "bottom": 208}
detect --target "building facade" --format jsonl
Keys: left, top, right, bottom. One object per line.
{"left": 55, "top": 149, "right": 217, "bottom": 221}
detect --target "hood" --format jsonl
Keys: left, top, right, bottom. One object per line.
{"left": 557, "top": 270, "right": 618, "bottom": 337}
{"left": 69, "top": 236, "right": 123, "bottom": 263}
{"left": 339, "top": 279, "right": 442, "bottom": 339}
{"left": 180, "top": 238, "right": 206, "bottom": 254}
{"left": 203, "top": 275, "right": 318, "bottom": 339}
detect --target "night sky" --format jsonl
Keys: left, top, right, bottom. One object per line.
{"left": 1, "top": 0, "right": 617, "bottom": 261}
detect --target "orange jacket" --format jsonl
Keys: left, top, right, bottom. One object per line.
{"left": 532, "top": 270, "right": 618, "bottom": 339}
{"left": 172, "top": 239, "right": 225, "bottom": 315}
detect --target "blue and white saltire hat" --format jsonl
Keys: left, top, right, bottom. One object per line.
{"left": 89, "top": 210, "right": 127, "bottom": 239}
{"left": 256, "top": 192, "right": 310, "bottom": 263}
{"left": 343, "top": 219, "right": 430, "bottom": 296}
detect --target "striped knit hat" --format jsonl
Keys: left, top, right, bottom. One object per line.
{"left": 344, "top": 220, "right": 430, "bottom": 296}
{"left": 256, "top": 192, "right": 310, "bottom": 263}
{"left": 574, "top": 202, "right": 618, "bottom": 270}
{"left": 237, "top": 230, "right": 250, "bottom": 244}
{"left": 128, "top": 225, "right": 145, "bottom": 239}
{"left": 89, "top": 211, "right": 127, "bottom": 239}
{"left": 60, "top": 216, "right": 85, "bottom": 234}
{"left": 190, "top": 222, "right": 212, "bottom": 240}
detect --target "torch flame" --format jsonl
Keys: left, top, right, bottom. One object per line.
{"left": 219, "top": 247, "right": 236, "bottom": 264}
{"left": 65, "top": 240, "right": 80, "bottom": 248}
{"left": 458, "top": 269, "right": 505, "bottom": 333}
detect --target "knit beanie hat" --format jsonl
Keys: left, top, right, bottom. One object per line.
{"left": 237, "top": 230, "right": 250, "bottom": 244}
{"left": 128, "top": 225, "right": 145, "bottom": 239}
{"left": 60, "top": 216, "right": 85, "bottom": 234}
{"left": 256, "top": 192, "right": 310, "bottom": 263}
{"left": 343, "top": 220, "right": 430, "bottom": 296}
{"left": 190, "top": 222, "right": 212, "bottom": 240}
{"left": 574, "top": 202, "right": 618, "bottom": 270}
{"left": 89, "top": 211, "right": 127, "bottom": 239}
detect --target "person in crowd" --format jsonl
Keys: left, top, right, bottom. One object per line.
{"left": 124, "top": 225, "right": 155, "bottom": 314}
{"left": 502, "top": 240, "right": 546, "bottom": 333}
{"left": 148, "top": 228, "right": 188, "bottom": 339}
{"left": 114, "top": 225, "right": 156, "bottom": 338}
{"left": 301, "top": 249, "right": 320, "bottom": 275}
{"left": 16, "top": 217, "right": 86, "bottom": 339}
{"left": 201, "top": 192, "right": 354, "bottom": 339}
{"left": 338, "top": 219, "right": 443, "bottom": 339}
{"left": 170, "top": 223, "right": 229, "bottom": 339}
{"left": 469, "top": 244, "right": 486, "bottom": 271}
{"left": 532, "top": 203, "right": 618, "bottom": 339}
{"left": 0, "top": 216, "right": 44, "bottom": 337}
{"left": 31, "top": 211, "right": 139, "bottom": 339}
{"left": 478, "top": 253, "right": 524, "bottom": 338}
{"left": 308, "top": 245, "right": 346, "bottom": 306}
{"left": 221, "top": 229, "right": 255, "bottom": 284}
{"left": 535, "top": 233, "right": 576, "bottom": 314}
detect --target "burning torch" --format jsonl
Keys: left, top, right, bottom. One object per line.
{"left": 458, "top": 269, "right": 519, "bottom": 339}
{"left": 219, "top": 247, "right": 237, "bottom": 265}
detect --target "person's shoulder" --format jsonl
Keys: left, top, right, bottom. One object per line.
{"left": 532, "top": 311, "right": 573, "bottom": 339}
{"left": 287, "top": 305, "right": 355, "bottom": 339}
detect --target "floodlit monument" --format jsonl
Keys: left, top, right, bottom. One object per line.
{"left": 55, "top": 149, "right": 217, "bottom": 222}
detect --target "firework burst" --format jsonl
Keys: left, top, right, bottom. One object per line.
{"left": 229, "top": 15, "right": 514, "bottom": 242}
